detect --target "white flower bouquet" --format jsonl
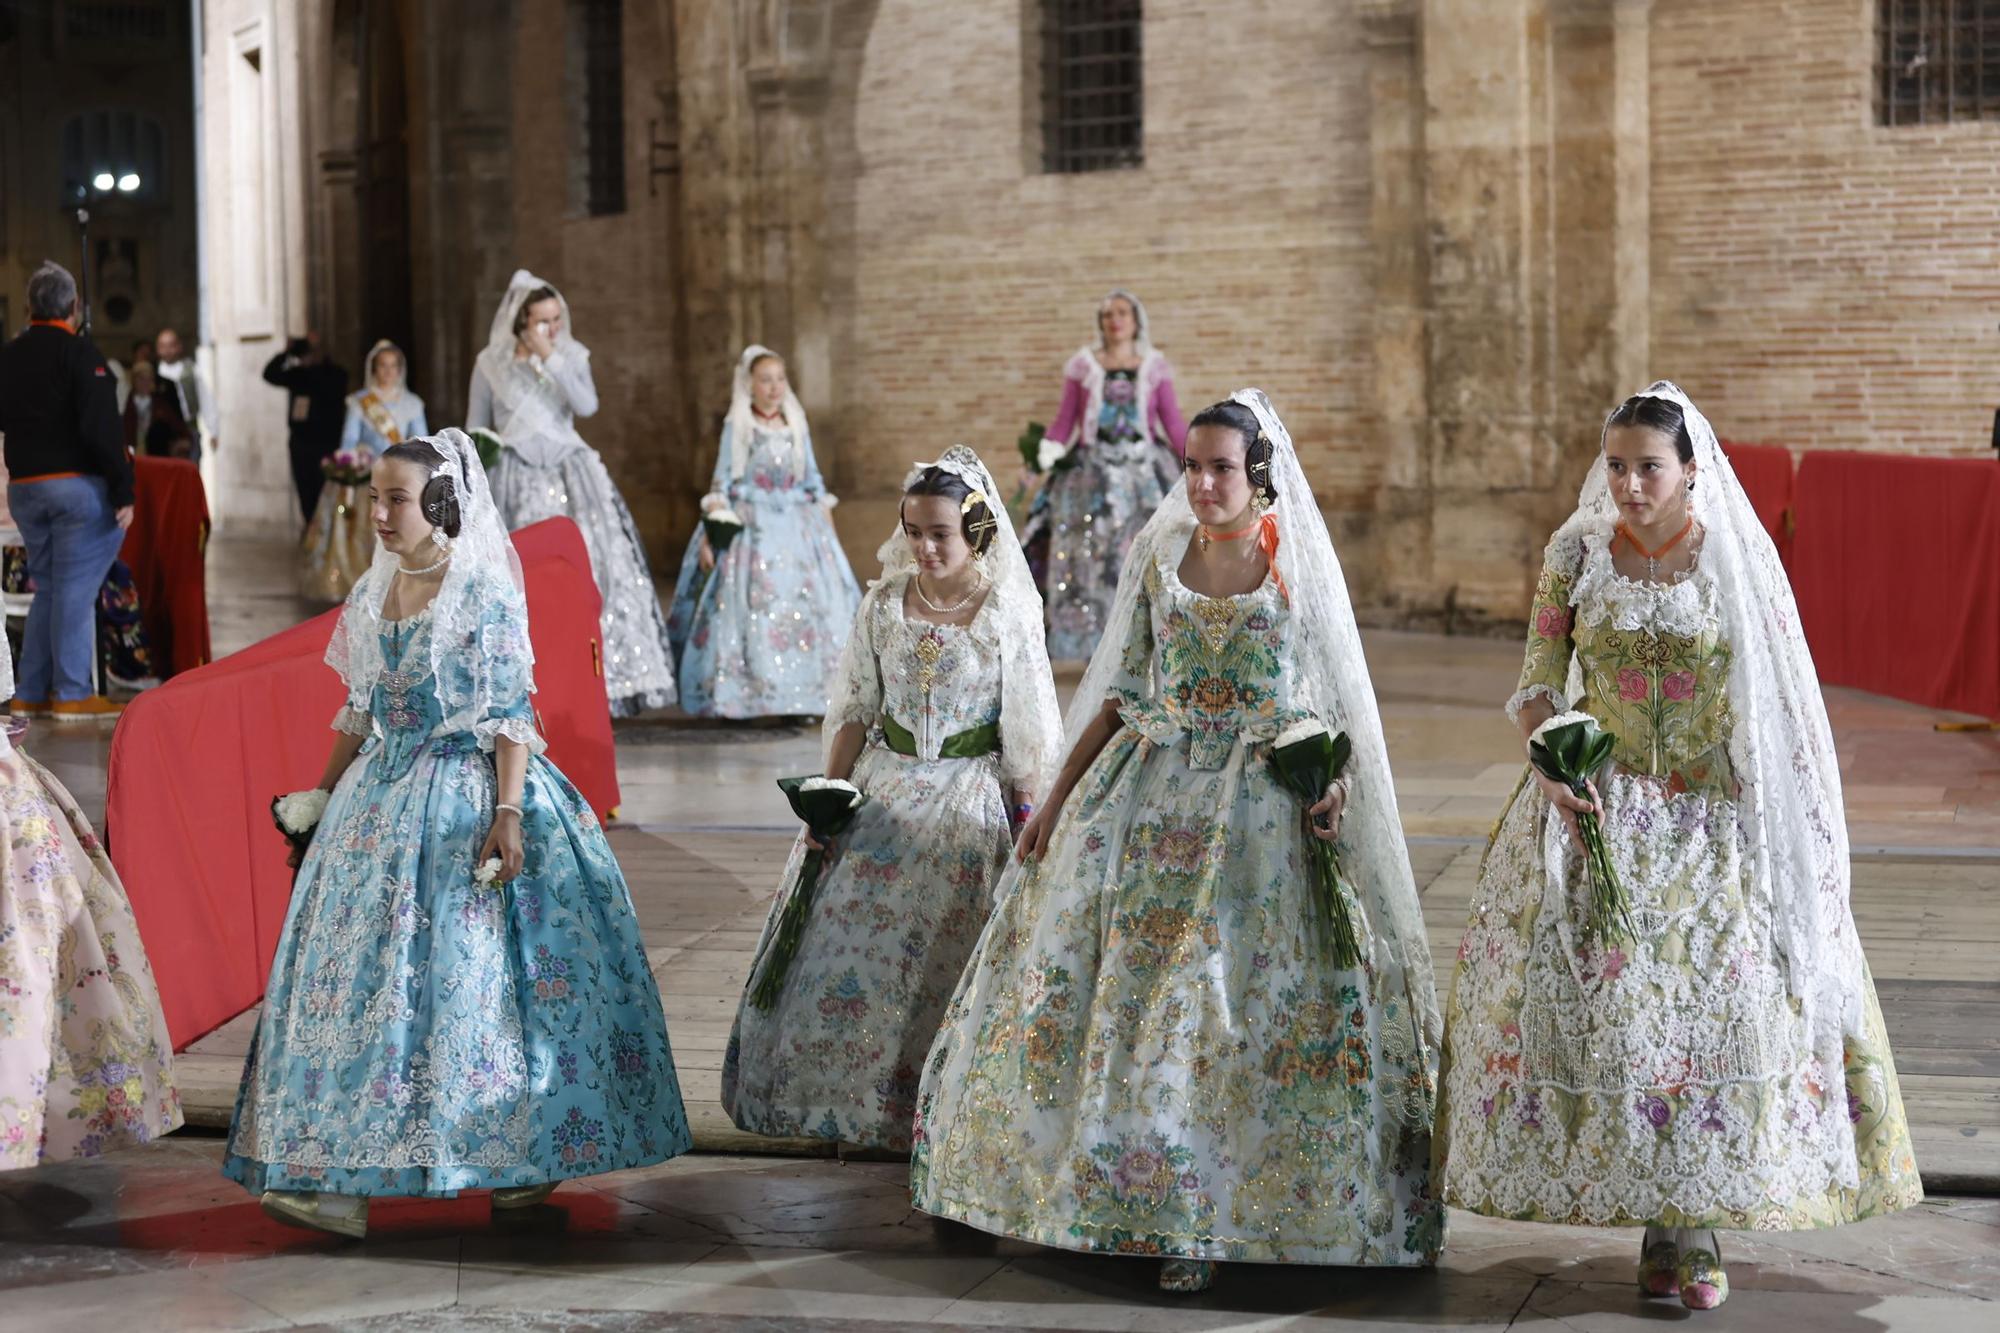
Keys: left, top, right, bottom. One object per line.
{"left": 270, "top": 788, "right": 330, "bottom": 877}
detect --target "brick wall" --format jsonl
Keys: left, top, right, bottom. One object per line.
{"left": 1650, "top": 0, "right": 2000, "bottom": 456}
{"left": 820, "top": 0, "right": 1380, "bottom": 534}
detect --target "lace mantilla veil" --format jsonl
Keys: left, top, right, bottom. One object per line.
{"left": 821, "top": 445, "right": 1062, "bottom": 798}
{"left": 1549, "top": 380, "right": 1865, "bottom": 1088}
{"left": 1063, "top": 388, "right": 1441, "bottom": 1103}
{"left": 473, "top": 269, "right": 584, "bottom": 462}
{"left": 324, "top": 427, "right": 540, "bottom": 752}
{"left": 713, "top": 344, "right": 813, "bottom": 503}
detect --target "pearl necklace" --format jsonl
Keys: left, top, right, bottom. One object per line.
{"left": 915, "top": 572, "right": 985, "bottom": 615}
{"left": 396, "top": 550, "right": 452, "bottom": 578}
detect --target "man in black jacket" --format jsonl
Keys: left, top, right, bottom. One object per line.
{"left": 0, "top": 261, "right": 134, "bottom": 721}
{"left": 262, "top": 333, "right": 349, "bottom": 524}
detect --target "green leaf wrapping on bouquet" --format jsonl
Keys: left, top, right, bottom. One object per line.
{"left": 1527, "top": 718, "right": 1633, "bottom": 942}
{"left": 1016, "top": 421, "right": 1047, "bottom": 473}
{"left": 702, "top": 514, "right": 744, "bottom": 553}
{"left": 694, "top": 514, "right": 745, "bottom": 602}
{"left": 1266, "top": 728, "right": 1363, "bottom": 969}
{"left": 748, "top": 775, "right": 869, "bottom": 1010}
{"left": 469, "top": 427, "right": 504, "bottom": 472}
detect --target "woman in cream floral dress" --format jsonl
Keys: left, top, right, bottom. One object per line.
{"left": 723, "top": 447, "right": 1060, "bottom": 1150}
{"left": 0, "top": 632, "right": 180, "bottom": 1169}
{"left": 913, "top": 392, "right": 1440, "bottom": 1294}
{"left": 1435, "top": 383, "right": 1920, "bottom": 1311}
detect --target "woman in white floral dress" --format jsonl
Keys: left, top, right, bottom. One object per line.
{"left": 1435, "top": 382, "right": 1921, "bottom": 1311}
{"left": 0, "top": 634, "right": 180, "bottom": 1169}
{"left": 912, "top": 392, "right": 1441, "bottom": 1294}
{"left": 723, "top": 446, "right": 1060, "bottom": 1150}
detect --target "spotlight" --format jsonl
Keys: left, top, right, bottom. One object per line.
{"left": 116, "top": 173, "right": 140, "bottom": 192}
{"left": 92, "top": 171, "right": 115, "bottom": 191}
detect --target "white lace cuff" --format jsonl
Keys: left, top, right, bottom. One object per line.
{"left": 332, "top": 705, "right": 373, "bottom": 736}
{"left": 1503, "top": 683, "right": 1569, "bottom": 725}
{"left": 699, "top": 492, "right": 728, "bottom": 514}
{"left": 819, "top": 492, "right": 840, "bottom": 509}
{"left": 475, "top": 716, "right": 548, "bottom": 755}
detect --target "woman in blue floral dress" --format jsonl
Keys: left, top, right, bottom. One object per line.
{"left": 722, "top": 447, "right": 1061, "bottom": 1150}
{"left": 666, "top": 345, "right": 860, "bottom": 718}
{"left": 224, "top": 429, "right": 689, "bottom": 1238}
{"left": 913, "top": 392, "right": 1441, "bottom": 1293}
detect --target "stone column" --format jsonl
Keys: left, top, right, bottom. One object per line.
{"left": 1418, "top": 0, "right": 1556, "bottom": 623}
{"left": 1610, "top": 0, "right": 1651, "bottom": 396}
{"left": 1361, "top": 0, "right": 1435, "bottom": 617}
{"left": 743, "top": 1, "right": 834, "bottom": 466}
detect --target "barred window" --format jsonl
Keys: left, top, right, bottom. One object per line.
{"left": 1041, "top": 0, "right": 1143, "bottom": 174}
{"left": 64, "top": 2, "right": 171, "bottom": 46}
{"left": 1877, "top": 0, "right": 2000, "bottom": 125}
{"left": 571, "top": 0, "right": 626, "bottom": 215}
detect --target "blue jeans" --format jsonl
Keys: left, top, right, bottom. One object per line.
{"left": 8, "top": 475, "right": 125, "bottom": 701}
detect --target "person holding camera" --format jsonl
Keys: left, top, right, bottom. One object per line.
{"left": 0, "top": 261, "right": 134, "bottom": 722}
{"left": 262, "top": 332, "right": 350, "bottom": 524}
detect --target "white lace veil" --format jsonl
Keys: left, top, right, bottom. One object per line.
{"left": 724, "top": 344, "right": 810, "bottom": 484}
{"left": 1095, "top": 287, "right": 1152, "bottom": 351}
{"left": 473, "top": 270, "right": 575, "bottom": 451}
{"left": 1553, "top": 380, "right": 1864, "bottom": 1076}
{"left": 824, "top": 445, "right": 1063, "bottom": 797}
{"left": 325, "top": 427, "right": 535, "bottom": 742}
{"left": 1063, "top": 388, "right": 1441, "bottom": 1087}
{"left": 362, "top": 339, "right": 407, "bottom": 396}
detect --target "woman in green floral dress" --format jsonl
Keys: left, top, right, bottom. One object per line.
{"left": 912, "top": 391, "right": 1441, "bottom": 1294}
{"left": 1435, "top": 382, "right": 1921, "bottom": 1311}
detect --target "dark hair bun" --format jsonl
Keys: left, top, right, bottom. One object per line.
{"left": 380, "top": 439, "right": 464, "bottom": 538}
{"left": 902, "top": 464, "right": 997, "bottom": 555}
{"left": 1605, "top": 393, "right": 1696, "bottom": 464}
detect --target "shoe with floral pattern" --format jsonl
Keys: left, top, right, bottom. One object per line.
{"left": 1677, "top": 1231, "right": 1728, "bottom": 1310}
{"left": 1637, "top": 1225, "right": 1680, "bottom": 1297}
{"left": 1159, "top": 1257, "right": 1215, "bottom": 1293}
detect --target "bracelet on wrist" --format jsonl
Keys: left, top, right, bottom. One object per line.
{"left": 495, "top": 802, "right": 523, "bottom": 818}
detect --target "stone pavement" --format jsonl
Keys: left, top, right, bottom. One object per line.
{"left": 4, "top": 536, "right": 1996, "bottom": 1329}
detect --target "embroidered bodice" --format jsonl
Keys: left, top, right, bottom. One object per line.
{"left": 870, "top": 576, "right": 1004, "bottom": 757}
{"left": 331, "top": 593, "right": 541, "bottom": 768}
{"left": 1095, "top": 368, "right": 1145, "bottom": 446}
{"left": 742, "top": 423, "right": 812, "bottom": 494}
{"left": 1514, "top": 528, "right": 1736, "bottom": 794}
{"left": 1108, "top": 543, "right": 1304, "bottom": 771}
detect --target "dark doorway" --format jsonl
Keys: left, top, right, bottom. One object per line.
{"left": 357, "top": 0, "right": 415, "bottom": 388}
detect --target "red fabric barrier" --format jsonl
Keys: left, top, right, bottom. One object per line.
{"left": 105, "top": 517, "right": 621, "bottom": 1047}
{"left": 120, "top": 456, "right": 212, "bottom": 676}
{"left": 1791, "top": 451, "right": 2000, "bottom": 720}
{"left": 1720, "top": 441, "right": 1794, "bottom": 555}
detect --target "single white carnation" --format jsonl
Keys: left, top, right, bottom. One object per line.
{"left": 799, "top": 776, "right": 864, "bottom": 808}
{"left": 274, "top": 789, "right": 330, "bottom": 834}
{"left": 1530, "top": 710, "right": 1599, "bottom": 744}
{"left": 1037, "top": 439, "right": 1069, "bottom": 472}
{"left": 475, "top": 857, "right": 504, "bottom": 888}
{"left": 1275, "top": 718, "right": 1331, "bottom": 750}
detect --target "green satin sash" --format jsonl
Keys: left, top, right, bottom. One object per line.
{"left": 880, "top": 714, "right": 1000, "bottom": 759}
